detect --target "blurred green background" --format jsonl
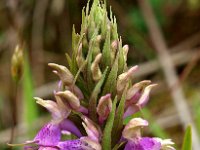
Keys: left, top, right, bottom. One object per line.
{"left": 1, "top": 0, "right": 200, "bottom": 149}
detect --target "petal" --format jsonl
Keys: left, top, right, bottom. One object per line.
{"left": 136, "top": 84, "right": 157, "bottom": 108}
{"left": 123, "top": 105, "right": 139, "bottom": 119}
{"left": 56, "top": 90, "right": 80, "bottom": 110}
{"left": 96, "top": 94, "right": 112, "bottom": 124}
{"left": 48, "top": 63, "right": 74, "bottom": 86}
{"left": 34, "top": 123, "right": 61, "bottom": 146}
{"left": 81, "top": 116, "right": 101, "bottom": 142}
{"left": 91, "top": 53, "right": 102, "bottom": 81}
{"left": 59, "top": 119, "right": 82, "bottom": 138}
{"left": 35, "top": 97, "right": 70, "bottom": 122}
{"left": 24, "top": 145, "right": 39, "bottom": 150}
{"left": 154, "top": 138, "right": 175, "bottom": 150}
{"left": 117, "top": 66, "right": 138, "bottom": 94}
{"left": 35, "top": 98, "right": 58, "bottom": 114}
{"left": 126, "top": 80, "right": 151, "bottom": 104}
{"left": 139, "top": 137, "right": 161, "bottom": 150}
{"left": 125, "top": 137, "right": 161, "bottom": 150}
{"left": 38, "top": 147, "right": 58, "bottom": 150}
{"left": 122, "top": 118, "right": 148, "bottom": 140}
{"left": 81, "top": 137, "right": 102, "bottom": 150}
{"left": 69, "top": 85, "right": 84, "bottom": 100}
{"left": 57, "top": 139, "right": 89, "bottom": 150}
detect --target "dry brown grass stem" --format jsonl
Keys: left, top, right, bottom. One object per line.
{"left": 137, "top": 0, "right": 200, "bottom": 149}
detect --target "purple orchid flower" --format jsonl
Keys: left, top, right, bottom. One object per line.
{"left": 123, "top": 84, "right": 157, "bottom": 118}
{"left": 22, "top": 115, "right": 101, "bottom": 150}
{"left": 10, "top": 92, "right": 101, "bottom": 150}
{"left": 122, "top": 118, "right": 175, "bottom": 150}
{"left": 23, "top": 122, "right": 90, "bottom": 150}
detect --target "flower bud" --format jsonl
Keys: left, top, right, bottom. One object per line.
{"left": 76, "top": 43, "right": 85, "bottom": 69}
{"left": 126, "top": 80, "right": 151, "bottom": 104}
{"left": 122, "top": 118, "right": 148, "bottom": 140}
{"left": 68, "top": 85, "right": 84, "bottom": 100}
{"left": 111, "top": 40, "right": 118, "bottom": 63}
{"left": 48, "top": 63, "right": 74, "bottom": 86}
{"left": 91, "top": 53, "right": 102, "bottom": 81}
{"left": 123, "top": 44, "right": 129, "bottom": 63}
{"left": 96, "top": 94, "right": 112, "bottom": 124}
{"left": 11, "top": 45, "right": 24, "bottom": 83}
{"left": 117, "top": 66, "right": 138, "bottom": 94}
{"left": 56, "top": 90, "right": 80, "bottom": 110}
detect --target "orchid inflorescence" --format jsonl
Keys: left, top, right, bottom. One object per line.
{"left": 10, "top": 0, "right": 176, "bottom": 149}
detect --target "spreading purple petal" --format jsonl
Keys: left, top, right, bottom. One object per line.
{"left": 34, "top": 123, "right": 61, "bottom": 146}
{"left": 124, "top": 137, "right": 161, "bottom": 150}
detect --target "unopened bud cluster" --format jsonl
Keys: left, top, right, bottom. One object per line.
{"left": 11, "top": 45, "right": 24, "bottom": 83}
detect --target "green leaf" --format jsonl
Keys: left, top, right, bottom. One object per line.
{"left": 65, "top": 53, "right": 72, "bottom": 69}
{"left": 23, "top": 52, "right": 38, "bottom": 125}
{"left": 117, "top": 39, "right": 125, "bottom": 75}
{"left": 182, "top": 125, "right": 192, "bottom": 150}
{"left": 112, "top": 85, "right": 128, "bottom": 146}
{"left": 111, "top": 16, "right": 118, "bottom": 41}
{"left": 71, "top": 25, "right": 79, "bottom": 75}
{"left": 85, "top": 40, "right": 95, "bottom": 92}
{"left": 102, "top": 31, "right": 111, "bottom": 70}
{"left": 88, "top": 67, "right": 108, "bottom": 121}
{"left": 102, "top": 53, "right": 118, "bottom": 96}
{"left": 102, "top": 96, "right": 117, "bottom": 150}
{"left": 112, "top": 141, "right": 126, "bottom": 150}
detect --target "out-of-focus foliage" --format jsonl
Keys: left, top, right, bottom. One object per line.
{"left": 23, "top": 52, "right": 38, "bottom": 125}
{"left": 182, "top": 126, "right": 192, "bottom": 150}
